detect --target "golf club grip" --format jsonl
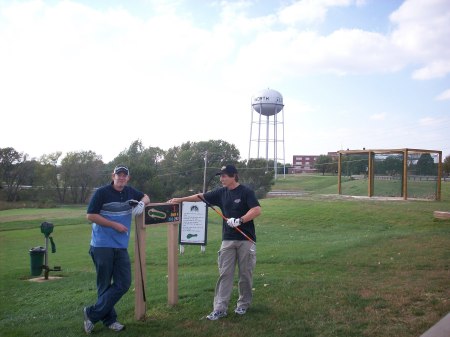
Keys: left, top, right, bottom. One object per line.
{"left": 129, "top": 200, "right": 139, "bottom": 206}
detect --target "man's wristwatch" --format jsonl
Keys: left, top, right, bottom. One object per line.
{"left": 239, "top": 217, "right": 244, "bottom": 224}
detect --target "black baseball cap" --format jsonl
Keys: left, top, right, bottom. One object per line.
{"left": 114, "top": 165, "right": 129, "bottom": 175}
{"left": 216, "top": 164, "right": 238, "bottom": 176}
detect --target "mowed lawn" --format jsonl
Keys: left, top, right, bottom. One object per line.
{"left": 0, "top": 177, "right": 449, "bottom": 337}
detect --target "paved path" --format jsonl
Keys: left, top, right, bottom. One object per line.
{"left": 420, "top": 313, "right": 450, "bottom": 337}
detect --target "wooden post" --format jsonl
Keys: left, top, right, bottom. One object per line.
{"left": 437, "top": 151, "right": 442, "bottom": 201}
{"left": 403, "top": 149, "right": 408, "bottom": 200}
{"left": 134, "top": 213, "right": 146, "bottom": 321}
{"left": 338, "top": 153, "right": 342, "bottom": 195}
{"left": 134, "top": 203, "right": 180, "bottom": 320}
{"left": 167, "top": 223, "right": 178, "bottom": 306}
{"left": 368, "top": 151, "right": 373, "bottom": 197}
{"left": 433, "top": 211, "right": 450, "bottom": 219}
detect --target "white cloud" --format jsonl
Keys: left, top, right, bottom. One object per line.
{"left": 419, "top": 117, "right": 439, "bottom": 126}
{"left": 278, "top": 0, "right": 356, "bottom": 25}
{"left": 370, "top": 113, "right": 386, "bottom": 121}
{"left": 390, "top": 0, "right": 450, "bottom": 79}
{"left": 435, "top": 89, "right": 450, "bottom": 101}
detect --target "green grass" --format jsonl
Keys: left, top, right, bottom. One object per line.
{"left": 0, "top": 177, "right": 449, "bottom": 337}
{"left": 274, "top": 174, "right": 447, "bottom": 200}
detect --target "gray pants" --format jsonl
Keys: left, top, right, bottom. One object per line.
{"left": 213, "top": 240, "right": 256, "bottom": 312}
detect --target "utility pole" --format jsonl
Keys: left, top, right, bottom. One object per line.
{"left": 201, "top": 151, "right": 208, "bottom": 253}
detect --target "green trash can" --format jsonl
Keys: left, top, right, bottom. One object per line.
{"left": 29, "top": 246, "right": 46, "bottom": 276}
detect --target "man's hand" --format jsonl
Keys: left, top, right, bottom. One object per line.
{"left": 226, "top": 217, "right": 242, "bottom": 228}
{"left": 114, "top": 222, "right": 128, "bottom": 233}
{"left": 131, "top": 200, "right": 145, "bottom": 216}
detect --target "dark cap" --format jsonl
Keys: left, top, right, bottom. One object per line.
{"left": 114, "top": 165, "right": 129, "bottom": 175}
{"left": 216, "top": 164, "right": 238, "bottom": 176}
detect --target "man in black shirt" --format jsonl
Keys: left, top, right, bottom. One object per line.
{"left": 168, "top": 164, "right": 261, "bottom": 320}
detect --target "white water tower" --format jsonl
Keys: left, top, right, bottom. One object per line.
{"left": 248, "top": 88, "right": 285, "bottom": 178}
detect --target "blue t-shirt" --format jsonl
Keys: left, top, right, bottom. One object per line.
{"left": 87, "top": 183, "right": 144, "bottom": 248}
{"left": 204, "top": 184, "right": 260, "bottom": 242}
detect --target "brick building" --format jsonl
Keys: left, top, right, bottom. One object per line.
{"left": 290, "top": 155, "right": 319, "bottom": 173}
{"left": 290, "top": 152, "right": 339, "bottom": 174}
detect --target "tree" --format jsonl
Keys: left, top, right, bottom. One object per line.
{"left": 38, "top": 152, "right": 65, "bottom": 202}
{"left": 341, "top": 154, "right": 369, "bottom": 177}
{"left": 160, "top": 139, "right": 241, "bottom": 198}
{"left": 238, "top": 158, "right": 274, "bottom": 199}
{"left": 315, "top": 155, "right": 333, "bottom": 175}
{"left": 111, "top": 140, "right": 166, "bottom": 201}
{"left": 60, "top": 151, "right": 104, "bottom": 203}
{"left": 0, "top": 147, "right": 33, "bottom": 201}
{"left": 375, "top": 155, "right": 403, "bottom": 176}
{"left": 443, "top": 155, "right": 450, "bottom": 177}
{"left": 415, "top": 153, "right": 436, "bottom": 176}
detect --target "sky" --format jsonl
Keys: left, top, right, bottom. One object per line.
{"left": 0, "top": 0, "right": 449, "bottom": 164}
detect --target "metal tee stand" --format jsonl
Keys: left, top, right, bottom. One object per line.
{"left": 134, "top": 203, "right": 180, "bottom": 321}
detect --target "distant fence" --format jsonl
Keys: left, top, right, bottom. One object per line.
{"left": 349, "top": 175, "right": 445, "bottom": 182}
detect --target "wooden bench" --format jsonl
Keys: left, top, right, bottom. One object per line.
{"left": 433, "top": 211, "right": 450, "bottom": 220}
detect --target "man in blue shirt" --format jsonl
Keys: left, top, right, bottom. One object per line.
{"left": 83, "top": 165, "right": 150, "bottom": 333}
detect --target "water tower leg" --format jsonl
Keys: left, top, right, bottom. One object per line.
{"left": 266, "top": 115, "right": 269, "bottom": 171}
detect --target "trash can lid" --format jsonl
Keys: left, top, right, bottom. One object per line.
{"left": 29, "top": 246, "right": 46, "bottom": 252}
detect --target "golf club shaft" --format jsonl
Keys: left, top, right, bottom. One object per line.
{"left": 197, "top": 195, "right": 256, "bottom": 245}
{"left": 135, "top": 219, "right": 146, "bottom": 303}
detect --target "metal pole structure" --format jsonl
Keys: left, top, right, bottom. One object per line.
{"left": 248, "top": 105, "right": 254, "bottom": 161}
{"left": 266, "top": 115, "right": 269, "bottom": 172}
{"left": 282, "top": 107, "right": 286, "bottom": 178}
{"left": 203, "top": 151, "right": 207, "bottom": 193}
{"left": 44, "top": 236, "right": 49, "bottom": 269}
{"left": 44, "top": 236, "right": 49, "bottom": 280}
{"left": 201, "top": 151, "right": 207, "bottom": 253}
{"left": 257, "top": 105, "right": 262, "bottom": 158}
{"left": 274, "top": 111, "right": 277, "bottom": 179}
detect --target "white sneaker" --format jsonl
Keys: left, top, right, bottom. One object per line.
{"left": 108, "top": 321, "right": 125, "bottom": 331}
{"left": 83, "top": 307, "right": 94, "bottom": 334}
{"left": 206, "top": 310, "right": 227, "bottom": 320}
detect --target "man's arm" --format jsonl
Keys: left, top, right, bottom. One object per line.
{"left": 240, "top": 206, "right": 261, "bottom": 223}
{"left": 86, "top": 214, "right": 128, "bottom": 233}
{"left": 167, "top": 193, "right": 203, "bottom": 204}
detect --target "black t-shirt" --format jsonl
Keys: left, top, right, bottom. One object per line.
{"left": 204, "top": 184, "right": 260, "bottom": 242}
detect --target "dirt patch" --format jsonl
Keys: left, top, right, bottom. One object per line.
{"left": 28, "top": 276, "right": 63, "bottom": 282}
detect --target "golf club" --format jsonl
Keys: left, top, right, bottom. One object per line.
{"left": 197, "top": 194, "right": 256, "bottom": 245}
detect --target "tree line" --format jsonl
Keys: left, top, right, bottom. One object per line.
{"left": 0, "top": 140, "right": 277, "bottom": 205}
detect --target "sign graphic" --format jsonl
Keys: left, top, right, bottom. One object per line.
{"left": 144, "top": 203, "right": 180, "bottom": 226}
{"left": 179, "top": 202, "right": 207, "bottom": 245}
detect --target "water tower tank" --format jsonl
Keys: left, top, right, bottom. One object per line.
{"left": 251, "top": 88, "right": 284, "bottom": 116}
